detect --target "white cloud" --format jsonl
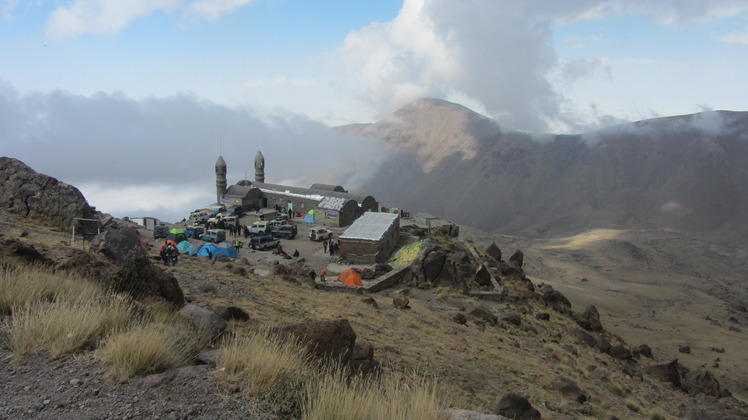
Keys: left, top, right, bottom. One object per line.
{"left": 335, "top": 0, "right": 748, "bottom": 132}
{"left": 183, "top": 0, "right": 254, "bottom": 22}
{"left": 44, "top": 0, "right": 256, "bottom": 39}
{"left": 45, "top": 0, "right": 178, "bottom": 38}
{"left": 716, "top": 26, "right": 748, "bottom": 45}
{"left": 0, "top": 82, "right": 388, "bottom": 222}
{"left": 243, "top": 77, "right": 320, "bottom": 89}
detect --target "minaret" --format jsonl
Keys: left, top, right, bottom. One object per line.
{"left": 215, "top": 155, "right": 227, "bottom": 205}
{"left": 254, "top": 151, "right": 265, "bottom": 183}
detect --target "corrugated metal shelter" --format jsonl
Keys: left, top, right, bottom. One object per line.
{"left": 339, "top": 212, "right": 400, "bottom": 264}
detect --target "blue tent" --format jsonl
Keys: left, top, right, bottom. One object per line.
{"left": 213, "top": 241, "right": 238, "bottom": 259}
{"left": 303, "top": 209, "right": 316, "bottom": 223}
{"left": 177, "top": 240, "right": 192, "bottom": 252}
{"left": 190, "top": 243, "right": 217, "bottom": 257}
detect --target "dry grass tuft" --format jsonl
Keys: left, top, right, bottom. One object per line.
{"left": 302, "top": 370, "right": 444, "bottom": 420}
{"left": 0, "top": 261, "right": 105, "bottom": 315}
{"left": 96, "top": 317, "right": 198, "bottom": 381}
{"left": 7, "top": 296, "right": 132, "bottom": 358}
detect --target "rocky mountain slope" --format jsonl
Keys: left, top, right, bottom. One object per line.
{"left": 342, "top": 99, "right": 748, "bottom": 246}
{"left": 2, "top": 157, "right": 748, "bottom": 419}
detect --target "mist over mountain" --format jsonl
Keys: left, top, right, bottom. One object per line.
{"left": 341, "top": 98, "right": 748, "bottom": 246}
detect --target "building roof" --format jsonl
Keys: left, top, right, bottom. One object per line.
{"left": 225, "top": 184, "right": 256, "bottom": 198}
{"left": 340, "top": 212, "right": 399, "bottom": 241}
{"left": 252, "top": 182, "right": 371, "bottom": 207}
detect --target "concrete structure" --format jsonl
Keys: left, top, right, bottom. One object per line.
{"left": 215, "top": 156, "right": 227, "bottom": 205}
{"left": 339, "top": 212, "right": 400, "bottom": 264}
{"left": 214, "top": 151, "right": 379, "bottom": 227}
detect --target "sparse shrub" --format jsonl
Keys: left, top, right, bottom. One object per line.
{"left": 224, "top": 263, "right": 233, "bottom": 269}
{"left": 7, "top": 295, "right": 131, "bottom": 358}
{"left": 200, "top": 283, "right": 218, "bottom": 294}
{"left": 626, "top": 401, "right": 641, "bottom": 413}
{"left": 218, "top": 331, "right": 312, "bottom": 417}
{"left": 650, "top": 413, "right": 665, "bottom": 420}
{"left": 96, "top": 317, "right": 198, "bottom": 381}
{"left": 302, "top": 369, "right": 443, "bottom": 420}
{"left": 605, "top": 383, "right": 625, "bottom": 397}
{"left": 0, "top": 262, "right": 104, "bottom": 315}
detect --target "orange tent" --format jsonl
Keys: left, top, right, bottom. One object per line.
{"left": 337, "top": 268, "right": 363, "bottom": 286}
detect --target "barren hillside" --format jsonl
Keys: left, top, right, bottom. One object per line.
{"left": 343, "top": 99, "right": 748, "bottom": 246}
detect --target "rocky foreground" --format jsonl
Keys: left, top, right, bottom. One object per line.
{"left": 2, "top": 156, "right": 748, "bottom": 419}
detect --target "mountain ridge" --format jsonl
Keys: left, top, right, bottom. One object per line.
{"left": 342, "top": 99, "right": 748, "bottom": 246}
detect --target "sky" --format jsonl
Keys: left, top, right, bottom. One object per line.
{"left": 1, "top": 0, "right": 747, "bottom": 223}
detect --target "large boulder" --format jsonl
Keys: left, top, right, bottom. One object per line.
{"left": 272, "top": 318, "right": 357, "bottom": 363}
{"left": 646, "top": 359, "right": 682, "bottom": 388}
{"left": 551, "top": 376, "right": 589, "bottom": 403}
{"left": 179, "top": 304, "right": 227, "bottom": 341}
{"left": 683, "top": 368, "right": 721, "bottom": 398}
{"left": 469, "top": 306, "right": 498, "bottom": 325}
{"left": 474, "top": 265, "right": 492, "bottom": 287}
{"left": 422, "top": 249, "right": 447, "bottom": 282}
{"left": 575, "top": 305, "right": 603, "bottom": 332}
{"left": 90, "top": 227, "right": 146, "bottom": 262}
{"left": 540, "top": 285, "right": 572, "bottom": 313}
{"left": 509, "top": 250, "right": 524, "bottom": 267}
{"left": 485, "top": 242, "right": 502, "bottom": 262}
{"left": 111, "top": 251, "right": 185, "bottom": 307}
{"left": 0, "top": 157, "right": 94, "bottom": 229}
{"left": 0, "top": 239, "right": 51, "bottom": 265}
{"left": 494, "top": 393, "right": 541, "bottom": 419}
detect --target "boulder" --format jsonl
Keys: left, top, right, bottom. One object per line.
{"left": 646, "top": 359, "right": 682, "bottom": 388}
{"left": 474, "top": 265, "right": 492, "bottom": 287}
{"left": 570, "top": 328, "right": 596, "bottom": 347}
{"left": 215, "top": 306, "right": 250, "bottom": 322}
{"left": 540, "top": 285, "right": 572, "bottom": 313}
{"left": 575, "top": 305, "right": 603, "bottom": 332}
{"left": 272, "top": 318, "right": 357, "bottom": 363}
{"left": 111, "top": 251, "right": 185, "bottom": 307}
{"left": 422, "top": 249, "right": 447, "bottom": 282}
{"left": 509, "top": 250, "right": 524, "bottom": 267}
{"left": 501, "top": 311, "right": 522, "bottom": 326}
{"left": 607, "top": 344, "right": 632, "bottom": 360}
{"left": 179, "top": 304, "right": 227, "bottom": 341}
{"left": 0, "top": 157, "right": 94, "bottom": 229}
{"left": 494, "top": 393, "right": 541, "bottom": 419}
{"left": 551, "top": 376, "right": 589, "bottom": 403}
{"left": 0, "top": 239, "right": 51, "bottom": 265}
{"left": 485, "top": 242, "right": 502, "bottom": 262}
{"left": 683, "top": 368, "right": 721, "bottom": 398}
{"left": 469, "top": 306, "right": 498, "bottom": 325}
{"left": 90, "top": 227, "right": 146, "bottom": 262}
{"left": 393, "top": 296, "right": 410, "bottom": 309}
{"left": 451, "top": 313, "right": 468, "bottom": 325}
{"left": 637, "top": 344, "right": 653, "bottom": 358}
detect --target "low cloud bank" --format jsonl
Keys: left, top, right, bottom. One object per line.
{"left": 0, "top": 81, "right": 387, "bottom": 223}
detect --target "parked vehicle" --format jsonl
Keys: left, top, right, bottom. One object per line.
{"left": 223, "top": 215, "right": 239, "bottom": 225}
{"left": 185, "top": 225, "right": 205, "bottom": 238}
{"left": 309, "top": 227, "right": 333, "bottom": 241}
{"left": 200, "top": 229, "right": 226, "bottom": 243}
{"left": 226, "top": 205, "right": 244, "bottom": 217}
{"left": 271, "top": 224, "right": 297, "bottom": 239}
{"left": 153, "top": 224, "right": 170, "bottom": 239}
{"left": 249, "top": 234, "right": 280, "bottom": 250}
{"left": 248, "top": 221, "right": 271, "bottom": 235}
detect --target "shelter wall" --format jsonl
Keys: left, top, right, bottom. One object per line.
{"left": 340, "top": 218, "right": 400, "bottom": 264}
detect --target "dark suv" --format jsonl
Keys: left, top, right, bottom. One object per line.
{"left": 249, "top": 235, "right": 280, "bottom": 250}
{"left": 271, "top": 224, "right": 297, "bottom": 239}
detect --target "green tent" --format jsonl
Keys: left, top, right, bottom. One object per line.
{"left": 177, "top": 240, "right": 192, "bottom": 252}
{"left": 303, "top": 209, "right": 316, "bottom": 223}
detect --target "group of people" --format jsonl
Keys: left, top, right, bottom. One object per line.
{"left": 322, "top": 239, "right": 339, "bottom": 255}
{"left": 159, "top": 242, "right": 179, "bottom": 266}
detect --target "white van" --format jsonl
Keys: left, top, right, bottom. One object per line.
{"left": 248, "top": 221, "right": 270, "bottom": 235}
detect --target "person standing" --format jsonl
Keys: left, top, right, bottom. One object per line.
{"left": 323, "top": 240, "right": 328, "bottom": 253}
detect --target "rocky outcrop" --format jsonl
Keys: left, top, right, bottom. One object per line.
{"left": 111, "top": 251, "right": 185, "bottom": 307}
{"left": 90, "top": 227, "right": 146, "bottom": 262}
{"left": 0, "top": 157, "right": 94, "bottom": 229}
{"left": 272, "top": 318, "right": 357, "bottom": 363}
{"left": 551, "top": 376, "right": 589, "bottom": 403}
{"left": 179, "top": 304, "right": 227, "bottom": 341}
{"left": 494, "top": 393, "right": 540, "bottom": 419}
{"left": 575, "top": 305, "right": 603, "bottom": 332}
